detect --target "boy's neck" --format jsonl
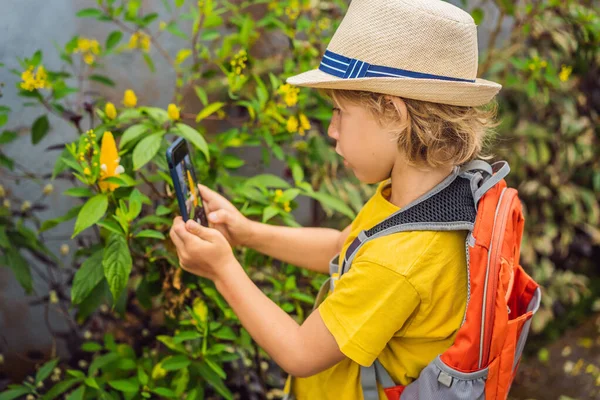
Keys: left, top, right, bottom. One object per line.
{"left": 386, "top": 162, "right": 455, "bottom": 209}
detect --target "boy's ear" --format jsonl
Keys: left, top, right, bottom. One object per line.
{"left": 384, "top": 95, "right": 409, "bottom": 128}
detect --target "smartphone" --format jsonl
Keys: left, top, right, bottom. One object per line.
{"left": 166, "top": 137, "right": 209, "bottom": 227}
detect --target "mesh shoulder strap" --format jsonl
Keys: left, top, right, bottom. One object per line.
{"left": 341, "top": 166, "right": 478, "bottom": 275}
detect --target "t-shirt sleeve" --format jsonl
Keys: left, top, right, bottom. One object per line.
{"left": 318, "top": 259, "right": 421, "bottom": 367}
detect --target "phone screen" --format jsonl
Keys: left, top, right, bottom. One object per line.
{"left": 174, "top": 153, "right": 208, "bottom": 226}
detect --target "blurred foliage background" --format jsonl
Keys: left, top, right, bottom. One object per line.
{"left": 0, "top": 0, "right": 598, "bottom": 399}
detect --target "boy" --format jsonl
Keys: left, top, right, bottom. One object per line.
{"left": 169, "top": 0, "right": 502, "bottom": 398}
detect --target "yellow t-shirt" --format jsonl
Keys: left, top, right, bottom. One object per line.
{"left": 292, "top": 180, "right": 468, "bottom": 400}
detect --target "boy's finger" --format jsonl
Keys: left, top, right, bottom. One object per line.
{"left": 169, "top": 226, "right": 184, "bottom": 248}
{"left": 208, "top": 209, "right": 230, "bottom": 224}
{"left": 186, "top": 219, "right": 220, "bottom": 242}
{"left": 198, "top": 184, "right": 230, "bottom": 207}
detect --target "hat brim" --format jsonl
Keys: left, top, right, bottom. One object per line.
{"left": 286, "top": 68, "right": 501, "bottom": 107}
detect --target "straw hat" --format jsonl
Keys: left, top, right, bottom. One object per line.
{"left": 286, "top": 0, "right": 501, "bottom": 106}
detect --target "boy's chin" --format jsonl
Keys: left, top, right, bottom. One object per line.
{"left": 352, "top": 169, "right": 386, "bottom": 185}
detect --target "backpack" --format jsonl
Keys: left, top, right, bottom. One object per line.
{"left": 284, "top": 160, "right": 541, "bottom": 400}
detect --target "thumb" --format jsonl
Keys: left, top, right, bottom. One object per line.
{"left": 208, "top": 209, "right": 231, "bottom": 224}
{"left": 185, "top": 219, "right": 221, "bottom": 242}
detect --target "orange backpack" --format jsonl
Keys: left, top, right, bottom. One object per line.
{"left": 358, "top": 161, "right": 542, "bottom": 400}
{"left": 284, "top": 160, "right": 541, "bottom": 400}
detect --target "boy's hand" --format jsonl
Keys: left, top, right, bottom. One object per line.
{"left": 196, "top": 184, "right": 254, "bottom": 247}
{"left": 170, "top": 217, "right": 238, "bottom": 282}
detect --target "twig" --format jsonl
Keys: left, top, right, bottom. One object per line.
{"left": 138, "top": 170, "right": 165, "bottom": 199}
{"left": 480, "top": 9, "right": 506, "bottom": 77}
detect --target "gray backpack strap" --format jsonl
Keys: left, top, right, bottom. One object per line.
{"left": 361, "top": 360, "right": 397, "bottom": 400}
{"left": 341, "top": 166, "right": 477, "bottom": 275}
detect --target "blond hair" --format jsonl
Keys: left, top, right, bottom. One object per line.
{"left": 319, "top": 89, "right": 498, "bottom": 168}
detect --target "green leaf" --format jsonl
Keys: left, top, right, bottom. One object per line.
{"left": 141, "top": 12, "right": 159, "bottom": 27}
{"left": 5, "top": 248, "right": 33, "bottom": 294}
{"left": 262, "top": 206, "right": 279, "bottom": 223}
{"left": 128, "top": 189, "right": 143, "bottom": 220}
{"left": 175, "top": 123, "right": 209, "bottom": 160}
{"left": 133, "top": 132, "right": 162, "bottom": 170}
{"left": 138, "top": 366, "right": 149, "bottom": 386}
{"left": 65, "top": 385, "right": 85, "bottom": 400}
{"left": 152, "top": 388, "right": 177, "bottom": 398}
{"left": 161, "top": 355, "right": 191, "bottom": 371}
{"left": 156, "top": 205, "right": 171, "bottom": 216}
{"left": 0, "top": 114, "right": 8, "bottom": 128}
{"left": 103, "top": 233, "right": 132, "bottom": 303}
{"left": 120, "top": 124, "right": 149, "bottom": 148}
{"left": 76, "top": 8, "right": 104, "bottom": 18}
{"left": 72, "top": 194, "right": 108, "bottom": 237}
{"left": 245, "top": 174, "right": 290, "bottom": 189}
{"left": 135, "top": 230, "right": 165, "bottom": 239}
{"left": 89, "top": 74, "right": 115, "bottom": 87}
{"left": 166, "top": 22, "right": 188, "bottom": 39}
{"left": 222, "top": 154, "right": 245, "bottom": 169}
{"left": 195, "top": 102, "right": 225, "bottom": 123}
{"left": 143, "top": 53, "right": 155, "bottom": 72}
{"left": 63, "top": 187, "right": 94, "bottom": 198}
{"left": 0, "top": 130, "right": 17, "bottom": 144}
{"left": 0, "top": 387, "right": 32, "bottom": 400}
{"left": 173, "top": 368, "right": 190, "bottom": 397}
{"left": 32, "top": 115, "right": 50, "bottom": 144}
{"left": 97, "top": 219, "right": 124, "bottom": 236}
{"left": 40, "top": 205, "right": 82, "bottom": 232}
{"left": 289, "top": 292, "right": 314, "bottom": 304}
{"left": 212, "top": 326, "right": 236, "bottom": 340}
{"left": 175, "top": 0, "right": 185, "bottom": 7}
{"left": 105, "top": 31, "right": 121, "bottom": 52}
{"left": 304, "top": 191, "right": 355, "bottom": 219}
{"left": 88, "top": 352, "right": 119, "bottom": 376}
{"left": 52, "top": 147, "right": 70, "bottom": 179}
{"left": 280, "top": 188, "right": 301, "bottom": 202}
{"left": 41, "top": 379, "right": 81, "bottom": 400}
{"left": 84, "top": 377, "right": 100, "bottom": 389}
{"left": 72, "top": 250, "right": 105, "bottom": 304}
{"left": 173, "top": 331, "right": 202, "bottom": 343}
{"left": 36, "top": 358, "right": 59, "bottom": 384}
{"left": 193, "top": 86, "right": 208, "bottom": 106}
{"left": 471, "top": 8, "right": 484, "bottom": 25}
{"left": 108, "top": 378, "right": 139, "bottom": 393}
{"left": 81, "top": 342, "right": 103, "bottom": 352}
{"left": 197, "top": 361, "right": 232, "bottom": 400}
{"left": 156, "top": 335, "right": 186, "bottom": 353}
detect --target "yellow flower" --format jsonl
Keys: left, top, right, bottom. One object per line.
{"left": 43, "top": 183, "right": 54, "bottom": 195}
{"left": 286, "top": 116, "right": 299, "bottom": 133}
{"left": 559, "top": 65, "right": 572, "bottom": 82}
{"left": 20, "top": 65, "right": 50, "bottom": 91}
{"left": 21, "top": 201, "right": 31, "bottom": 212}
{"left": 83, "top": 167, "right": 91, "bottom": 175}
{"left": 298, "top": 113, "right": 311, "bottom": 136}
{"left": 105, "top": 102, "right": 117, "bottom": 120}
{"left": 192, "top": 298, "right": 208, "bottom": 323}
{"left": 0, "top": 184, "right": 5, "bottom": 197}
{"left": 83, "top": 53, "right": 95, "bottom": 65}
{"left": 167, "top": 103, "right": 180, "bottom": 120}
{"left": 49, "top": 290, "right": 59, "bottom": 304}
{"left": 283, "top": 201, "right": 291, "bottom": 212}
{"left": 128, "top": 32, "right": 151, "bottom": 52}
{"left": 3, "top": 199, "right": 10, "bottom": 208}
{"left": 99, "top": 131, "right": 124, "bottom": 192}
{"left": 75, "top": 37, "right": 100, "bottom": 64}
{"left": 274, "top": 189, "right": 283, "bottom": 201}
{"left": 123, "top": 89, "right": 137, "bottom": 108}
{"left": 159, "top": 21, "right": 167, "bottom": 31}
{"left": 60, "top": 244, "right": 69, "bottom": 256}
{"left": 278, "top": 83, "right": 299, "bottom": 107}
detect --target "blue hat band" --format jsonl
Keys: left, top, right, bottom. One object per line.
{"left": 318, "top": 49, "right": 476, "bottom": 83}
